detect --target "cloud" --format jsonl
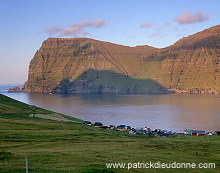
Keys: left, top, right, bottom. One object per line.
{"left": 147, "top": 22, "right": 171, "bottom": 38}
{"left": 45, "top": 25, "right": 63, "bottom": 35}
{"left": 174, "top": 10, "right": 209, "bottom": 24}
{"left": 60, "top": 20, "right": 105, "bottom": 37}
{"left": 45, "top": 20, "right": 105, "bottom": 37}
{"left": 157, "top": 22, "right": 171, "bottom": 31}
{"left": 140, "top": 22, "right": 153, "bottom": 28}
{"left": 59, "top": 25, "right": 88, "bottom": 37}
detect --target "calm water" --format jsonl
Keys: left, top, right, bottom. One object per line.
{"left": 1, "top": 85, "right": 220, "bottom": 132}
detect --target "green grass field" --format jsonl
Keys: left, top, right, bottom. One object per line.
{"left": 0, "top": 94, "right": 219, "bottom": 172}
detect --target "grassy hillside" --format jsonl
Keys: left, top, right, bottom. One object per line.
{"left": 0, "top": 94, "right": 219, "bottom": 172}
{"left": 0, "top": 94, "right": 52, "bottom": 115}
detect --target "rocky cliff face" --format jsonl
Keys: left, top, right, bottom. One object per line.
{"left": 145, "top": 25, "right": 220, "bottom": 94}
{"left": 22, "top": 25, "right": 220, "bottom": 94}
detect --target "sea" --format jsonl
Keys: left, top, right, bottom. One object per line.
{"left": 1, "top": 84, "right": 220, "bottom": 132}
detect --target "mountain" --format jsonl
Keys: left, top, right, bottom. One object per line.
{"left": 146, "top": 25, "right": 220, "bottom": 94}
{"left": 21, "top": 25, "right": 220, "bottom": 94}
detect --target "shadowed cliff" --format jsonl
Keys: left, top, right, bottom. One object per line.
{"left": 52, "top": 69, "right": 170, "bottom": 94}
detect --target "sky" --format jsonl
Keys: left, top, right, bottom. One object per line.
{"left": 0, "top": 0, "right": 219, "bottom": 84}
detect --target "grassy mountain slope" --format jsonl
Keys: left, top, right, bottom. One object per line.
{"left": 0, "top": 94, "right": 51, "bottom": 115}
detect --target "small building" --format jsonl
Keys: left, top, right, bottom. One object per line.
{"left": 206, "top": 132, "right": 213, "bottom": 135}
{"left": 214, "top": 131, "right": 220, "bottom": 135}
{"left": 117, "top": 125, "right": 126, "bottom": 131}
{"left": 109, "top": 125, "right": 116, "bottom": 129}
{"left": 129, "top": 130, "right": 136, "bottom": 135}
{"left": 161, "top": 131, "right": 173, "bottom": 136}
{"left": 184, "top": 130, "right": 193, "bottom": 135}
{"left": 83, "top": 121, "right": 92, "bottom": 125}
{"left": 184, "top": 130, "right": 205, "bottom": 136}
{"left": 127, "top": 126, "right": 131, "bottom": 130}
{"left": 197, "top": 133, "right": 206, "bottom": 136}
{"left": 94, "top": 122, "right": 103, "bottom": 127}
{"left": 147, "top": 128, "right": 152, "bottom": 132}
{"left": 193, "top": 130, "right": 205, "bottom": 136}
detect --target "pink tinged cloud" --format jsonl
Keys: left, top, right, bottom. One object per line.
{"left": 140, "top": 22, "right": 153, "bottom": 28}
{"left": 45, "top": 25, "right": 63, "bottom": 35}
{"left": 45, "top": 20, "right": 105, "bottom": 37}
{"left": 60, "top": 26, "right": 88, "bottom": 37}
{"left": 175, "top": 10, "right": 209, "bottom": 24}
{"left": 59, "top": 20, "right": 105, "bottom": 37}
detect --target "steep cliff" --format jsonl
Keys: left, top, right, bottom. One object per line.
{"left": 22, "top": 25, "right": 220, "bottom": 94}
{"left": 145, "top": 25, "right": 220, "bottom": 94}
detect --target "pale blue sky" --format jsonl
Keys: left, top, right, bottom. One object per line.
{"left": 0, "top": 0, "right": 219, "bottom": 84}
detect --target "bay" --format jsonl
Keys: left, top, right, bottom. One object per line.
{"left": 1, "top": 85, "right": 220, "bottom": 132}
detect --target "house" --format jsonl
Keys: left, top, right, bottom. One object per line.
{"left": 206, "top": 132, "right": 213, "bottom": 135}
{"left": 147, "top": 128, "right": 152, "bottom": 132}
{"left": 184, "top": 130, "right": 205, "bottom": 136}
{"left": 197, "top": 133, "right": 206, "bottom": 136}
{"left": 214, "top": 131, "right": 220, "bottom": 135}
{"left": 161, "top": 130, "right": 173, "bottom": 136}
{"left": 193, "top": 130, "right": 205, "bottom": 136}
{"left": 135, "top": 127, "right": 144, "bottom": 134}
{"left": 129, "top": 130, "right": 136, "bottom": 135}
{"left": 127, "top": 126, "right": 131, "bottom": 130}
{"left": 191, "top": 132, "right": 197, "bottom": 136}
{"left": 184, "top": 130, "right": 193, "bottom": 135}
{"left": 94, "top": 122, "right": 103, "bottom": 127}
{"left": 109, "top": 125, "right": 116, "bottom": 129}
{"left": 83, "top": 121, "right": 92, "bottom": 125}
{"left": 117, "top": 125, "right": 126, "bottom": 131}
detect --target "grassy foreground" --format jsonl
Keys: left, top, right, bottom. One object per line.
{"left": 0, "top": 94, "right": 219, "bottom": 173}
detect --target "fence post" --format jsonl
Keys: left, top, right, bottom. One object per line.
{"left": 26, "top": 156, "right": 29, "bottom": 173}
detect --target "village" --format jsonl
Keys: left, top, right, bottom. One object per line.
{"left": 83, "top": 121, "right": 220, "bottom": 137}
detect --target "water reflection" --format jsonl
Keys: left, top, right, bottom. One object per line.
{"left": 2, "top": 89, "right": 220, "bottom": 132}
